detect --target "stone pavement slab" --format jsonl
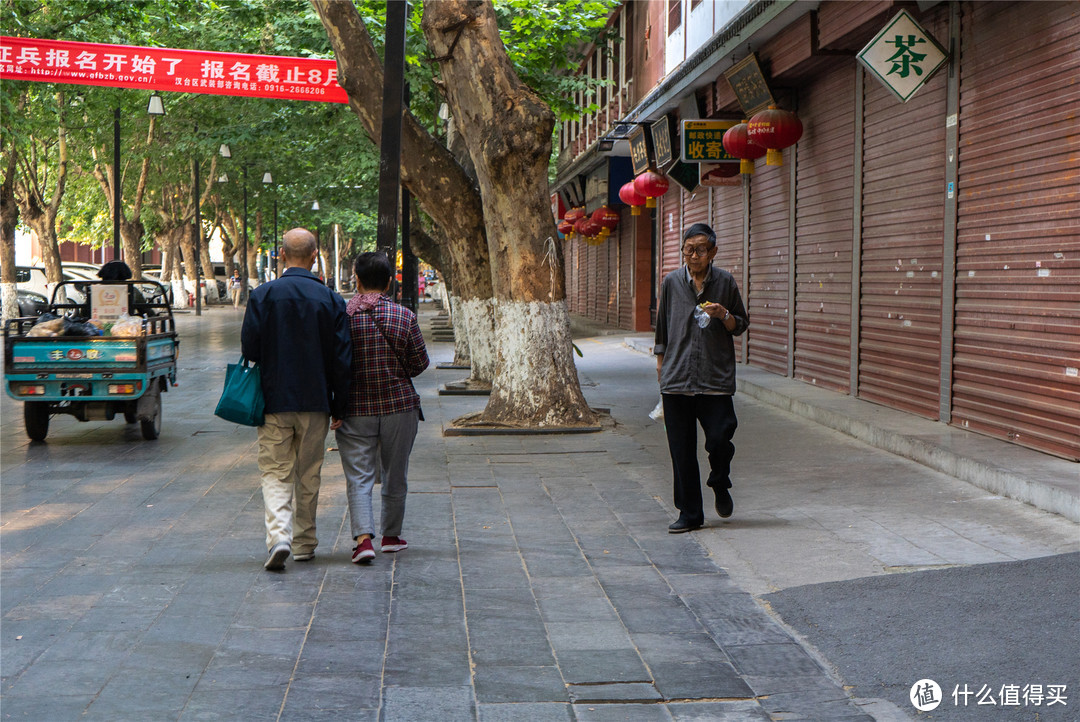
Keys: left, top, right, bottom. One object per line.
{"left": 2, "top": 307, "right": 1075, "bottom": 720}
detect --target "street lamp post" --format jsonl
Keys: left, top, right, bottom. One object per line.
{"left": 112, "top": 107, "right": 121, "bottom": 261}
{"left": 262, "top": 172, "right": 276, "bottom": 279}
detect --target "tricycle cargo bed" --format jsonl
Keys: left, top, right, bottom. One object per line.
{"left": 3, "top": 280, "right": 179, "bottom": 441}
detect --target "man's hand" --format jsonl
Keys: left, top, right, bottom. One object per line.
{"left": 701, "top": 303, "right": 733, "bottom": 330}
{"left": 330, "top": 417, "right": 343, "bottom": 431}
{"left": 700, "top": 302, "right": 727, "bottom": 318}
{"left": 656, "top": 353, "right": 663, "bottom": 383}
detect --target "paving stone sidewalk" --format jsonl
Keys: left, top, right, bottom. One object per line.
{"left": 1, "top": 309, "right": 873, "bottom": 720}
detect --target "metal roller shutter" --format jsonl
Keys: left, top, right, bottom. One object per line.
{"left": 712, "top": 183, "right": 747, "bottom": 359}
{"left": 953, "top": 1, "right": 1080, "bottom": 459}
{"left": 795, "top": 62, "right": 856, "bottom": 393}
{"left": 596, "top": 235, "right": 610, "bottom": 324}
{"left": 748, "top": 157, "right": 792, "bottom": 376}
{"left": 618, "top": 215, "right": 634, "bottom": 329}
{"left": 858, "top": 7, "right": 948, "bottom": 418}
{"left": 660, "top": 191, "right": 683, "bottom": 281}
{"left": 605, "top": 235, "right": 618, "bottom": 325}
{"left": 587, "top": 242, "right": 599, "bottom": 321}
{"left": 566, "top": 240, "right": 581, "bottom": 315}
{"left": 683, "top": 187, "right": 710, "bottom": 230}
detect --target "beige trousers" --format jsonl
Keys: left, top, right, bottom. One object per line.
{"left": 257, "top": 411, "right": 330, "bottom": 554}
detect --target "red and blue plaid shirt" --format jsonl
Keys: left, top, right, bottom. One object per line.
{"left": 344, "top": 293, "right": 429, "bottom": 417}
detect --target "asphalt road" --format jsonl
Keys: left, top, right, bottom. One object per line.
{"left": 763, "top": 552, "right": 1080, "bottom": 720}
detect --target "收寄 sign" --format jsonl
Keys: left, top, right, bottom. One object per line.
{"left": 857, "top": 10, "right": 948, "bottom": 103}
{"left": 0, "top": 36, "right": 348, "bottom": 103}
{"left": 681, "top": 120, "right": 738, "bottom": 163}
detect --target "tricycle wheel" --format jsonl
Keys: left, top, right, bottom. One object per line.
{"left": 25, "top": 402, "right": 50, "bottom": 441}
{"left": 140, "top": 393, "right": 162, "bottom": 440}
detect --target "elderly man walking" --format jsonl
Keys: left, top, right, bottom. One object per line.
{"left": 654, "top": 222, "right": 749, "bottom": 533}
{"left": 241, "top": 228, "right": 352, "bottom": 570}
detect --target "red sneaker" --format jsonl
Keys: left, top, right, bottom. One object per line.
{"left": 380, "top": 536, "right": 408, "bottom": 553}
{"left": 351, "top": 537, "right": 375, "bottom": 564}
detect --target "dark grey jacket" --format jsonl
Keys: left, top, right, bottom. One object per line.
{"left": 653, "top": 265, "right": 748, "bottom": 395}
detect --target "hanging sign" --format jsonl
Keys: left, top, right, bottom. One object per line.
{"left": 0, "top": 36, "right": 348, "bottom": 103}
{"left": 650, "top": 117, "right": 673, "bottom": 169}
{"left": 681, "top": 120, "right": 739, "bottom": 163}
{"left": 724, "top": 54, "right": 774, "bottom": 117}
{"left": 857, "top": 10, "right": 948, "bottom": 103}
{"left": 628, "top": 126, "right": 651, "bottom": 176}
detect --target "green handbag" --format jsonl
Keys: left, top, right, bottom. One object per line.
{"left": 214, "top": 356, "right": 266, "bottom": 426}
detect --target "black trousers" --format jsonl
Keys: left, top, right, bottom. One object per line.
{"left": 662, "top": 394, "right": 738, "bottom": 525}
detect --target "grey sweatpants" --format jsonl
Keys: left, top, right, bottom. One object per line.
{"left": 334, "top": 410, "right": 419, "bottom": 540}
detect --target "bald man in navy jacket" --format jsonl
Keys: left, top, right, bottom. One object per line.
{"left": 241, "top": 228, "right": 351, "bottom": 571}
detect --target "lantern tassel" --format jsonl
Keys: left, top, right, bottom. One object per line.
{"left": 766, "top": 149, "right": 783, "bottom": 166}
{"left": 740, "top": 158, "right": 755, "bottom": 175}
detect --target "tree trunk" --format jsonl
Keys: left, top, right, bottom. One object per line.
{"left": 200, "top": 228, "right": 220, "bottom": 303}
{"left": 157, "top": 229, "right": 177, "bottom": 281}
{"left": 311, "top": 0, "right": 496, "bottom": 388}
{"left": 250, "top": 209, "right": 264, "bottom": 285}
{"left": 448, "top": 294, "right": 472, "bottom": 367}
{"left": 14, "top": 94, "right": 69, "bottom": 287}
{"left": 176, "top": 223, "right": 196, "bottom": 306}
{"left": 1, "top": 150, "right": 17, "bottom": 321}
{"left": 1, "top": 95, "right": 24, "bottom": 321}
{"left": 120, "top": 217, "right": 144, "bottom": 277}
{"left": 421, "top": 0, "right": 594, "bottom": 427}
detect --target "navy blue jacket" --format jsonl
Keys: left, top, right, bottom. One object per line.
{"left": 240, "top": 268, "right": 352, "bottom": 419}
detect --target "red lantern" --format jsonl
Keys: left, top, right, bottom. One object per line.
{"left": 747, "top": 105, "right": 803, "bottom": 166}
{"left": 564, "top": 206, "right": 586, "bottom": 224}
{"left": 722, "top": 120, "right": 767, "bottom": 175}
{"left": 558, "top": 219, "right": 575, "bottom": 238}
{"left": 618, "top": 182, "right": 646, "bottom": 216}
{"left": 633, "top": 171, "right": 669, "bottom": 208}
{"left": 591, "top": 206, "right": 619, "bottom": 235}
{"left": 573, "top": 217, "right": 590, "bottom": 237}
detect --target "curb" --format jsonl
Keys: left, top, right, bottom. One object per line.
{"left": 623, "top": 336, "right": 1079, "bottom": 523}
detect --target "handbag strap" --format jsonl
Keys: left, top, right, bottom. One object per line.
{"left": 364, "top": 308, "right": 414, "bottom": 380}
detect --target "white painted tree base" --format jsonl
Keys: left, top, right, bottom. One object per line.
{"left": 461, "top": 296, "right": 495, "bottom": 384}
{"left": 449, "top": 295, "right": 472, "bottom": 367}
{"left": 478, "top": 299, "right": 596, "bottom": 427}
{"left": 1, "top": 283, "right": 17, "bottom": 322}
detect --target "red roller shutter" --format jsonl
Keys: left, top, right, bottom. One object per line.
{"left": 857, "top": 6, "right": 948, "bottom": 418}
{"left": 618, "top": 217, "right": 634, "bottom": 329}
{"left": 748, "top": 157, "right": 792, "bottom": 376}
{"left": 566, "top": 240, "right": 581, "bottom": 315}
{"left": 606, "top": 235, "right": 619, "bottom": 325}
{"left": 660, "top": 191, "right": 682, "bottom": 281}
{"left": 712, "top": 183, "right": 747, "bottom": 359}
{"left": 683, "top": 187, "right": 709, "bottom": 230}
{"left": 953, "top": 1, "right": 1080, "bottom": 459}
{"left": 587, "top": 242, "right": 599, "bottom": 320}
{"left": 795, "top": 62, "right": 856, "bottom": 393}
{"left": 600, "top": 234, "right": 609, "bottom": 323}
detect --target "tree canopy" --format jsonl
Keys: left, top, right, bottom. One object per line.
{"left": 2, "top": 0, "right": 613, "bottom": 268}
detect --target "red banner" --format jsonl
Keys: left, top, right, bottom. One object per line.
{"left": 0, "top": 36, "right": 348, "bottom": 104}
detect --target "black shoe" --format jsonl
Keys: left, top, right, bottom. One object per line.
{"left": 668, "top": 518, "right": 702, "bottom": 534}
{"left": 714, "top": 488, "right": 733, "bottom": 518}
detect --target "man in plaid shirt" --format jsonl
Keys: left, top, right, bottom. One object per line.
{"left": 331, "top": 252, "right": 429, "bottom": 563}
